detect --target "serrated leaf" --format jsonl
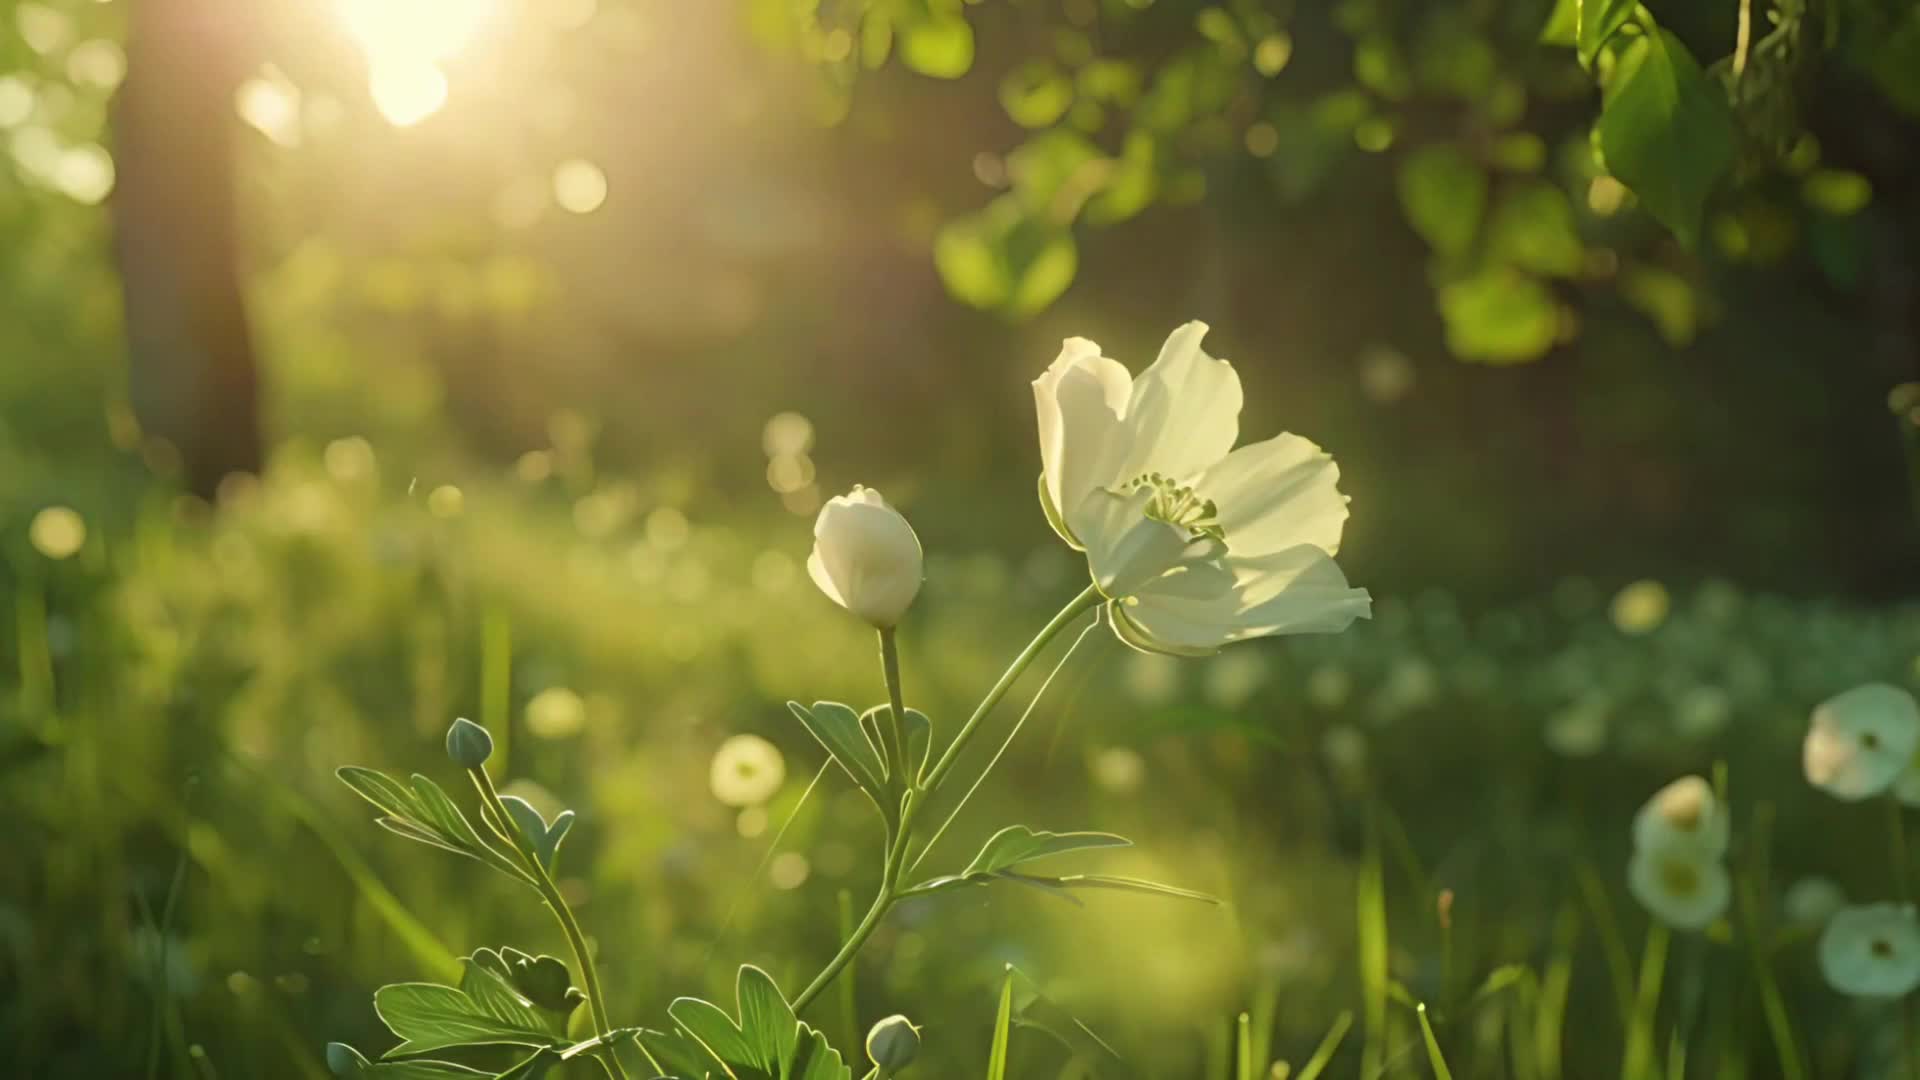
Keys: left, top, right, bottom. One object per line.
{"left": 669, "top": 997, "right": 758, "bottom": 1069}
{"left": 1396, "top": 145, "right": 1486, "bottom": 260}
{"left": 858, "top": 705, "right": 932, "bottom": 788}
{"left": 338, "top": 767, "right": 530, "bottom": 884}
{"left": 790, "top": 701, "right": 888, "bottom": 798}
{"left": 736, "top": 966, "right": 799, "bottom": 1075}
{"left": 376, "top": 960, "right": 568, "bottom": 1057}
{"left": 962, "top": 825, "right": 1131, "bottom": 877}
{"left": 496, "top": 796, "right": 573, "bottom": 872}
{"left": 630, "top": 1027, "right": 715, "bottom": 1079}
{"left": 1596, "top": 27, "right": 1735, "bottom": 249}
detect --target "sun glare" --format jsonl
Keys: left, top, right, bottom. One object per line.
{"left": 337, "top": 0, "right": 495, "bottom": 126}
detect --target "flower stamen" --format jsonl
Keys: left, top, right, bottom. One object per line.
{"left": 1127, "top": 473, "right": 1224, "bottom": 542}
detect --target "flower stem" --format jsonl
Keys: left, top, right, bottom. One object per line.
{"left": 878, "top": 628, "right": 911, "bottom": 788}
{"left": 792, "top": 585, "right": 1102, "bottom": 1014}
{"left": 922, "top": 584, "right": 1102, "bottom": 793}
{"left": 470, "top": 766, "right": 628, "bottom": 1080}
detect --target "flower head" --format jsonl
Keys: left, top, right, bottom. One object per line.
{"left": 1819, "top": 903, "right": 1920, "bottom": 998}
{"left": 709, "top": 734, "right": 786, "bottom": 807}
{"left": 1803, "top": 683, "right": 1920, "bottom": 801}
{"left": 807, "top": 486, "right": 924, "bottom": 629}
{"left": 1627, "top": 846, "right": 1730, "bottom": 931}
{"left": 1032, "top": 323, "right": 1370, "bottom": 654}
{"left": 1631, "top": 775, "right": 1729, "bottom": 858}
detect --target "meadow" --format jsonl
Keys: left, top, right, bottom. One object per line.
{"left": 4, "top": 0, "right": 1920, "bottom": 1077}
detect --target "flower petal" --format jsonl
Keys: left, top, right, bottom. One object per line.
{"left": 1193, "top": 433, "right": 1350, "bottom": 557}
{"left": 1119, "top": 544, "right": 1370, "bottom": 653}
{"left": 1070, "top": 487, "right": 1221, "bottom": 599}
{"left": 1112, "top": 321, "right": 1243, "bottom": 484}
{"left": 1034, "top": 338, "right": 1132, "bottom": 547}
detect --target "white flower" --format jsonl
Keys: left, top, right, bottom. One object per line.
{"left": 1803, "top": 683, "right": 1920, "bottom": 801}
{"left": 1819, "top": 903, "right": 1920, "bottom": 998}
{"left": 1631, "top": 776, "right": 1729, "bottom": 858}
{"left": 1627, "top": 846, "right": 1730, "bottom": 930}
{"left": 1032, "top": 322, "right": 1370, "bottom": 655}
{"left": 709, "top": 734, "right": 786, "bottom": 807}
{"left": 1784, "top": 877, "right": 1846, "bottom": 927}
{"left": 807, "top": 486, "right": 924, "bottom": 629}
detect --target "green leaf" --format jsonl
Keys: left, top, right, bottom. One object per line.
{"left": 933, "top": 197, "right": 1078, "bottom": 318}
{"left": 496, "top": 796, "right": 573, "bottom": 873}
{"left": 1035, "top": 874, "right": 1220, "bottom": 904}
{"left": 467, "top": 948, "right": 581, "bottom": 1029}
{"left": 1539, "top": 0, "right": 1577, "bottom": 46}
{"left": 338, "top": 768, "right": 531, "bottom": 884}
{"left": 1619, "top": 265, "right": 1696, "bottom": 345}
{"left": 1486, "top": 182, "right": 1584, "bottom": 277}
{"left": 665, "top": 967, "right": 850, "bottom": 1080}
{"left": 1596, "top": 28, "right": 1735, "bottom": 249}
{"left": 736, "top": 966, "right": 799, "bottom": 1075}
{"left": 1084, "top": 130, "right": 1157, "bottom": 225}
{"left": 631, "top": 1027, "right": 716, "bottom": 1079}
{"left": 962, "top": 825, "right": 1131, "bottom": 877}
{"left": 357, "top": 1062, "right": 490, "bottom": 1078}
{"left": 1438, "top": 268, "right": 1559, "bottom": 364}
{"left": 900, "top": 15, "right": 973, "bottom": 79}
{"left": 789, "top": 701, "right": 888, "bottom": 799}
{"left": 1006, "top": 130, "right": 1106, "bottom": 221}
{"left": 375, "top": 959, "right": 569, "bottom": 1057}
{"left": 1397, "top": 145, "right": 1487, "bottom": 260}
{"left": 1576, "top": 0, "right": 1637, "bottom": 67}
{"left": 858, "top": 705, "right": 931, "bottom": 787}
{"left": 1000, "top": 60, "right": 1074, "bottom": 129}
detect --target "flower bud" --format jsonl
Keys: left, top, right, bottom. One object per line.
{"left": 865, "top": 1014, "right": 921, "bottom": 1076}
{"left": 445, "top": 717, "right": 494, "bottom": 769}
{"left": 807, "top": 486, "right": 923, "bottom": 628}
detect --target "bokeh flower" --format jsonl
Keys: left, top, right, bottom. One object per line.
{"left": 709, "top": 734, "right": 786, "bottom": 807}
{"left": 1819, "top": 903, "right": 1920, "bottom": 998}
{"left": 1631, "top": 775, "right": 1729, "bottom": 858}
{"left": 1784, "top": 876, "right": 1847, "bottom": 927}
{"left": 1803, "top": 683, "right": 1920, "bottom": 801}
{"left": 1032, "top": 322, "right": 1370, "bottom": 655}
{"left": 1627, "top": 846, "right": 1730, "bottom": 930}
{"left": 807, "top": 486, "right": 923, "bottom": 629}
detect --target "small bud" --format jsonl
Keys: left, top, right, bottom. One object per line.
{"left": 808, "top": 486, "right": 924, "bottom": 628}
{"left": 445, "top": 717, "right": 494, "bottom": 769}
{"left": 325, "top": 1042, "right": 369, "bottom": 1076}
{"left": 865, "top": 1014, "right": 921, "bottom": 1076}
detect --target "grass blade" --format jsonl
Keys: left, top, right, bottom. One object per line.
{"left": 1293, "top": 1011, "right": 1352, "bottom": 1080}
{"left": 1358, "top": 809, "right": 1390, "bottom": 1080}
{"left": 1620, "top": 924, "right": 1670, "bottom": 1080}
{"left": 1416, "top": 1004, "right": 1454, "bottom": 1080}
{"left": 986, "top": 966, "right": 1014, "bottom": 1080}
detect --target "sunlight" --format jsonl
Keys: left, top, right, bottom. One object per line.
{"left": 336, "top": 0, "right": 495, "bottom": 126}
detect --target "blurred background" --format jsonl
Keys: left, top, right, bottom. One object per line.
{"left": 4, "top": 0, "right": 1920, "bottom": 1075}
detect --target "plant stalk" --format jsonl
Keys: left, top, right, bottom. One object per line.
{"left": 471, "top": 766, "right": 629, "bottom": 1080}
{"left": 792, "top": 585, "right": 1103, "bottom": 1013}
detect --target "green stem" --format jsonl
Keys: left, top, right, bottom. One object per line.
{"left": 794, "top": 585, "right": 1101, "bottom": 1014}
{"left": 922, "top": 584, "right": 1102, "bottom": 793}
{"left": 878, "top": 628, "right": 911, "bottom": 788}
{"left": 471, "top": 767, "right": 628, "bottom": 1080}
